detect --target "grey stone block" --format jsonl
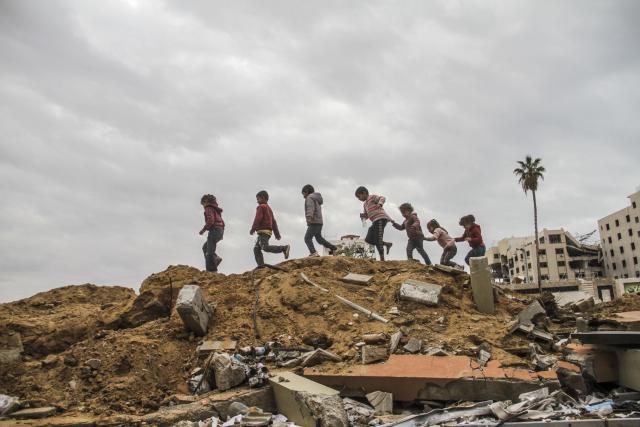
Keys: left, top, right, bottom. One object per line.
{"left": 212, "top": 353, "right": 246, "bottom": 391}
{"left": 399, "top": 280, "right": 442, "bottom": 306}
{"left": 175, "top": 285, "right": 214, "bottom": 336}
{"left": 361, "top": 345, "right": 387, "bottom": 364}
{"left": 469, "top": 257, "right": 495, "bottom": 314}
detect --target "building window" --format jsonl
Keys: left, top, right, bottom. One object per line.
{"left": 636, "top": 216, "right": 639, "bottom": 223}
{"left": 526, "top": 250, "right": 530, "bottom": 257}
{"left": 549, "top": 234, "right": 562, "bottom": 244}
{"left": 540, "top": 262, "right": 548, "bottom": 268}
{"left": 636, "top": 271, "right": 640, "bottom": 278}
{"left": 541, "top": 274, "right": 549, "bottom": 280}
{"left": 618, "top": 232, "right": 622, "bottom": 240}
{"left": 629, "top": 229, "right": 633, "bottom": 237}
{"left": 558, "top": 261, "right": 566, "bottom": 267}
{"left": 634, "top": 257, "right": 638, "bottom": 265}
{"left": 622, "top": 260, "right": 627, "bottom": 268}
{"left": 634, "top": 201, "right": 637, "bottom": 209}
{"left": 559, "top": 273, "right": 568, "bottom": 280}
{"left": 493, "top": 254, "right": 499, "bottom": 260}
{"left": 539, "top": 237, "right": 545, "bottom": 244}
{"left": 608, "top": 236, "right": 612, "bottom": 244}
{"left": 610, "top": 249, "right": 615, "bottom": 257}
{"left": 538, "top": 249, "right": 546, "bottom": 256}
{"left": 516, "top": 267, "right": 520, "bottom": 273}
{"left": 606, "top": 223, "right": 610, "bottom": 230}
{"left": 613, "top": 262, "right": 617, "bottom": 270}
{"left": 620, "top": 246, "right": 625, "bottom": 254}
{"left": 627, "top": 214, "right": 631, "bottom": 222}
{"left": 616, "top": 219, "right": 620, "bottom": 227}
{"left": 632, "top": 242, "right": 636, "bottom": 251}
{"left": 528, "top": 263, "right": 532, "bottom": 269}
{"left": 510, "top": 269, "right": 514, "bottom": 275}
{"left": 555, "top": 248, "right": 564, "bottom": 255}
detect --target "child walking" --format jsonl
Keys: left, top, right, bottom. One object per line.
{"left": 355, "top": 186, "right": 393, "bottom": 261}
{"left": 392, "top": 203, "right": 431, "bottom": 264}
{"left": 454, "top": 214, "right": 486, "bottom": 265}
{"left": 250, "top": 190, "right": 290, "bottom": 267}
{"left": 198, "top": 194, "right": 224, "bottom": 272}
{"left": 424, "top": 219, "right": 459, "bottom": 268}
{"left": 302, "top": 184, "right": 338, "bottom": 256}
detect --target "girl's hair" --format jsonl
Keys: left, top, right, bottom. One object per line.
{"left": 256, "top": 190, "right": 269, "bottom": 200}
{"left": 459, "top": 214, "right": 476, "bottom": 226}
{"left": 354, "top": 186, "right": 369, "bottom": 196}
{"left": 201, "top": 194, "right": 216, "bottom": 204}
{"left": 398, "top": 202, "right": 413, "bottom": 212}
{"left": 301, "top": 184, "right": 314, "bottom": 194}
{"left": 427, "top": 219, "right": 447, "bottom": 233}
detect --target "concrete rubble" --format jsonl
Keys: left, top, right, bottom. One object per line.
{"left": 176, "top": 284, "right": 215, "bottom": 336}
{"left": 399, "top": 279, "right": 442, "bottom": 306}
{"left": 341, "top": 273, "right": 373, "bottom": 285}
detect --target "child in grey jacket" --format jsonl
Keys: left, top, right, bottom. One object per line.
{"left": 302, "top": 184, "right": 338, "bottom": 256}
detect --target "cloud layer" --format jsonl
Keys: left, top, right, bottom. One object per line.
{"left": 1, "top": 0, "right": 639, "bottom": 301}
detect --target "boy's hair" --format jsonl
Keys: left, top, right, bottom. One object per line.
{"left": 427, "top": 219, "right": 447, "bottom": 233}
{"left": 459, "top": 214, "right": 476, "bottom": 226}
{"left": 301, "top": 184, "right": 314, "bottom": 194}
{"left": 398, "top": 202, "right": 413, "bottom": 212}
{"left": 354, "top": 186, "right": 369, "bottom": 197}
{"left": 256, "top": 190, "right": 269, "bottom": 200}
{"left": 200, "top": 194, "right": 216, "bottom": 204}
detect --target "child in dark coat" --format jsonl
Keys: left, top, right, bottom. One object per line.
{"left": 302, "top": 184, "right": 338, "bottom": 256}
{"left": 199, "top": 194, "right": 224, "bottom": 272}
{"left": 250, "top": 190, "right": 290, "bottom": 267}
{"left": 392, "top": 203, "right": 431, "bottom": 264}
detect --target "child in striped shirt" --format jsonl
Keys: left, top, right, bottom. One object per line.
{"left": 355, "top": 186, "right": 393, "bottom": 261}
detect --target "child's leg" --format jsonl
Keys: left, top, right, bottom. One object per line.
{"left": 413, "top": 238, "right": 432, "bottom": 265}
{"left": 204, "top": 229, "right": 220, "bottom": 272}
{"left": 313, "top": 224, "right": 337, "bottom": 251}
{"left": 406, "top": 239, "right": 415, "bottom": 260}
{"left": 261, "top": 235, "right": 286, "bottom": 254}
{"left": 441, "top": 245, "right": 457, "bottom": 267}
{"left": 465, "top": 245, "right": 486, "bottom": 265}
{"left": 304, "top": 225, "right": 317, "bottom": 254}
{"left": 375, "top": 220, "right": 386, "bottom": 260}
{"left": 254, "top": 235, "right": 268, "bottom": 266}
{"left": 203, "top": 241, "right": 214, "bottom": 272}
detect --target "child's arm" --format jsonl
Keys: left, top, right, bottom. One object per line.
{"left": 424, "top": 228, "right": 439, "bottom": 241}
{"left": 250, "top": 206, "right": 264, "bottom": 235}
{"left": 392, "top": 220, "right": 405, "bottom": 231}
{"left": 272, "top": 215, "right": 281, "bottom": 240}
{"left": 200, "top": 207, "right": 213, "bottom": 235}
{"left": 454, "top": 229, "right": 467, "bottom": 242}
{"left": 304, "top": 198, "right": 314, "bottom": 224}
{"left": 424, "top": 235, "right": 436, "bottom": 241}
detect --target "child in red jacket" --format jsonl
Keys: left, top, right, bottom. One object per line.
{"left": 250, "top": 190, "right": 290, "bottom": 267}
{"left": 199, "top": 194, "right": 224, "bottom": 272}
{"left": 454, "top": 214, "right": 486, "bottom": 265}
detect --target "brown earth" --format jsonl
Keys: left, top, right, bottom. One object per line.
{"left": 1, "top": 257, "right": 637, "bottom": 419}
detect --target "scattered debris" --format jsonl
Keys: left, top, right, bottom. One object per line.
{"left": 389, "top": 331, "right": 403, "bottom": 354}
{"left": 341, "top": 273, "right": 373, "bottom": 285}
{"left": 361, "top": 345, "right": 388, "bottom": 364}
{"left": 9, "top": 406, "right": 57, "bottom": 420}
{"left": 366, "top": 390, "right": 393, "bottom": 414}
{"left": 403, "top": 337, "right": 422, "bottom": 354}
{"left": 399, "top": 279, "right": 442, "bottom": 306}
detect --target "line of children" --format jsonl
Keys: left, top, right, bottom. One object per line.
{"left": 198, "top": 187, "right": 485, "bottom": 271}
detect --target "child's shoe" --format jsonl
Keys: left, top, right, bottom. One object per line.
{"left": 308, "top": 252, "right": 320, "bottom": 257}
{"left": 283, "top": 245, "right": 291, "bottom": 259}
{"left": 215, "top": 256, "right": 223, "bottom": 267}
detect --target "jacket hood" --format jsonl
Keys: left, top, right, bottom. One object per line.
{"left": 309, "top": 192, "right": 323, "bottom": 205}
{"left": 204, "top": 203, "right": 223, "bottom": 213}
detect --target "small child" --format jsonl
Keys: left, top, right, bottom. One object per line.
{"left": 424, "top": 219, "right": 459, "bottom": 268}
{"left": 302, "top": 184, "right": 338, "bottom": 256}
{"left": 198, "top": 194, "right": 224, "bottom": 272}
{"left": 355, "top": 186, "right": 393, "bottom": 261}
{"left": 454, "top": 214, "right": 486, "bottom": 265}
{"left": 392, "top": 203, "right": 431, "bottom": 265}
{"left": 250, "top": 190, "right": 290, "bottom": 267}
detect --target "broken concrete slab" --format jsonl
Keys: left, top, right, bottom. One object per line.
{"left": 10, "top": 407, "right": 57, "bottom": 419}
{"left": 342, "top": 398, "right": 375, "bottom": 426}
{"left": 617, "top": 349, "right": 640, "bottom": 391}
{"left": 573, "top": 297, "right": 595, "bottom": 312}
{"left": 175, "top": 284, "right": 214, "bottom": 336}
{"left": 553, "top": 291, "right": 593, "bottom": 308}
{"left": 564, "top": 344, "right": 618, "bottom": 383}
{"left": 0, "top": 332, "right": 23, "bottom": 364}
{"left": 572, "top": 331, "right": 640, "bottom": 346}
{"left": 556, "top": 368, "right": 590, "bottom": 396}
{"left": 517, "top": 300, "right": 546, "bottom": 325}
{"left": 341, "top": 273, "right": 373, "bottom": 285}
{"left": 363, "top": 333, "right": 387, "bottom": 344}
{"left": 297, "top": 392, "right": 348, "bottom": 427}
{"left": 300, "top": 348, "right": 342, "bottom": 367}
{"left": 515, "top": 324, "right": 555, "bottom": 343}
{"left": 399, "top": 280, "right": 442, "bottom": 306}
{"left": 403, "top": 338, "right": 422, "bottom": 354}
{"left": 304, "top": 355, "right": 559, "bottom": 402}
{"left": 606, "top": 311, "right": 640, "bottom": 330}
{"left": 469, "top": 256, "right": 495, "bottom": 314}
{"left": 196, "top": 340, "right": 237, "bottom": 356}
{"left": 366, "top": 390, "right": 393, "bottom": 414}
{"left": 269, "top": 372, "right": 341, "bottom": 427}
{"left": 212, "top": 353, "right": 246, "bottom": 391}
{"left": 361, "top": 345, "right": 387, "bottom": 364}
{"left": 389, "top": 331, "right": 402, "bottom": 354}
{"left": 433, "top": 264, "right": 467, "bottom": 276}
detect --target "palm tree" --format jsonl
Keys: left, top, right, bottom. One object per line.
{"left": 514, "top": 156, "right": 546, "bottom": 292}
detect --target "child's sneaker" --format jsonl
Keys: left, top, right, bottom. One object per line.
{"left": 308, "top": 252, "right": 320, "bottom": 257}
{"left": 329, "top": 247, "right": 342, "bottom": 256}
{"left": 385, "top": 242, "right": 393, "bottom": 255}
{"left": 215, "top": 256, "right": 223, "bottom": 267}
{"left": 283, "top": 245, "right": 291, "bottom": 260}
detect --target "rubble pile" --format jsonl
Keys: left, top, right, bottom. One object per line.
{"left": 1, "top": 256, "right": 639, "bottom": 425}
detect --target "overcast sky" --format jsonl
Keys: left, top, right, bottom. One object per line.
{"left": 1, "top": 0, "right": 639, "bottom": 302}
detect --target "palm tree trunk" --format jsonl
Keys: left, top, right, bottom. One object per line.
{"left": 532, "top": 190, "right": 542, "bottom": 292}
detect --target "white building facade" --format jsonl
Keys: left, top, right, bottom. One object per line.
{"left": 598, "top": 190, "right": 640, "bottom": 279}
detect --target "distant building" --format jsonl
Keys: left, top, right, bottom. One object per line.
{"left": 324, "top": 234, "right": 375, "bottom": 259}
{"left": 598, "top": 189, "right": 640, "bottom": 279}
{"left": 486, "top": 228, "right": 604, "bottom": 285}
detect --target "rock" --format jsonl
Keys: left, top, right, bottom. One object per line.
{"left": 403, "top": 338, "right": 422, "bottom": 354}
{"left": 0, "top": 332, "right": 23, "bottom": 364}
{"left": 399, "top": 280, "right": 442, "bottom": 306}
{"left": 0, "top": 394, "right": 20, "bottom": 416}
{"left": 341, "top": 273, "right": 373, "bottom": 285}
{"left": 366, "top": 391, "right": 393, "bottom": 414}
{"left": 296, "top": 392, "right": 349, "bottom": 427}
{"left": 63, "top": 354, "right": 78, "bottom": 366}
{"left": 69, "top": 380, "right": 77, "bottom": 390}
{"left": 361, "top": 345, "right": 387, "bottom": 364}
{"left": 41, "top": 354, "right": 58, "bottom": 368}
{"left": 196, "top": 340, "right": 237, "bottom": 356}
{"left": 389, "top": 331, "right": 403, "bottom": 354}
{"left": 86, "top": 358, "right": 101, "bottom": 370}
{"left": 175, "top": 284, "right": 214, "bottom": 336}
{"left": 212, "top": 353, "right": 247, "bottom": 391}
{"left": 363, "top": 333, "right": 387, "bottom": 344}
{"left": 10, "top": 406, "right": 57, "bottom": 419}
{"left": 557, "top": 368, "right": 590, "bottom": 396}
{"left": 517, "top": 301, "right": 546, "bottom": 325}
{"left": 302, "top": 331, "right": 333, "bottom": 349}
{"left": 300, "top": 348, "right": 342, "bottom": 367}
{"left": 227, "top": 401, "right": 249, "bottom": 418}
{"left": 343, "top": 398, "right": 375, "bottom": 426}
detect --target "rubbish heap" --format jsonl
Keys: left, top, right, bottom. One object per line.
{"left": 1, "top": 256, "right": 639, "bottom": 426}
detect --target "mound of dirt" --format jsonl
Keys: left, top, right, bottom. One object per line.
{"left": 4, "top": 256, "right": 632, "bottom": 420}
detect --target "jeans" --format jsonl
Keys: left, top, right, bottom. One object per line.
{"left": 304, "top": 224, "right": 337, "bottom": 254}
{"left": 440, "top": 245, "right": 458, "bottom": 267}
{"left": 365, "top": 219, "right": 388, "bottom": 257}
{"left": 464, "top": 245, "right": 486, "bottom": 265}
{"left": 407, "top": 238, "right": 431, "bottom": 265}
{"left": 254, "top": 233, "right": 286, "bottom": 266}
{"left": 202, "top": 227, "right": 224, "bottom": 272}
